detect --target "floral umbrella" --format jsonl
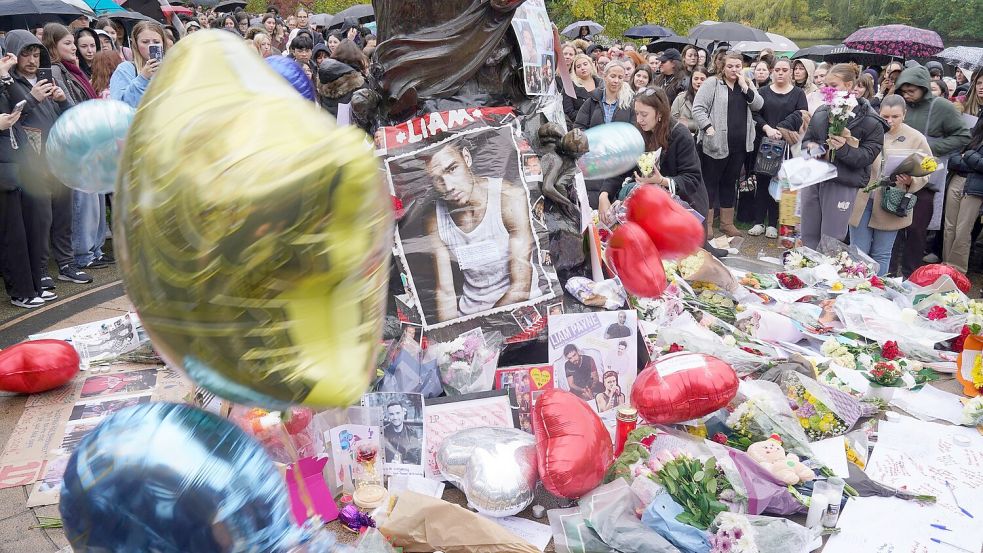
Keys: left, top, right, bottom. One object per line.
{"left": 844, "top": 24, "right": 944, "bottom": 58}
{"left": 936, "top": 46, "right": 983, "bottom": 71}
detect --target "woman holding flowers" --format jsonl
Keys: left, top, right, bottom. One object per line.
{"left": 800, "top": 64, "right": 887, "bottom": 249}
{"left": 849, "top": 95, "right": 932, "bottom": 275}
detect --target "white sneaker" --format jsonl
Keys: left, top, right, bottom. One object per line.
{"left": 10, "top": 297, "right": 44, "bottom": 309}
{"left": 40, "top": 290, "right": 58, "bottom": 301}
{"left": 765, "top": 226, "right": 779, "bottom": 239}
{"left": 748, "top": 224, "right": 766, "bottom": 236}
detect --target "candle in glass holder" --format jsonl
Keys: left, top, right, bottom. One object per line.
{"left": 615, "top": 406, "right": 638, "bottom": 456}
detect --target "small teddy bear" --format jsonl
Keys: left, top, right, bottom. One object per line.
{"left": 747, "top": 434, "right": 816, "bottom": 485}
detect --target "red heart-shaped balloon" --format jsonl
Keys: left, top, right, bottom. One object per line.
{"left": 0, "top": 340, "right": 80, "bottom": 394}
{"left": 909, "top": 264, "right": 971, "bottom": 294}
{"left": 631, "top": 353, "right": 738, "bottom": 424}
{"left": 626, "top": 185, "right": 704, "bottom": 260}
{"left": 607, "top": 221, "right": 667, "bottom": 298}
{"left": 532, "top": 389, "right": 613, "bottom": 499}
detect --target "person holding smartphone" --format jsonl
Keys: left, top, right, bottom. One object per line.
{"left": 109, "top": 21, "right": 167, "bottom": 108}
{"left": 3, "top": 30, "right": 93, "bottom": 289}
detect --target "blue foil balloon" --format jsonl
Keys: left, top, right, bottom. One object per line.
{"left": 59, "top": 402, "right": 308, "bottom": 553}
{"left": 576, "top": 122, "right": 646, "bottom": 180}
{"left": 266, "top": 55, "right": 316, "bottom": 101}
{"left": 45, "top": 99, "right": 135, "bottom": 194}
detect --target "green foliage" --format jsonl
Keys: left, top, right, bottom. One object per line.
{"left": 653, "top": 455, "right": 732, "bottom": 530}
{"left": 244, "top": 0, "right": 362, "bottom": 15}
{"left": 719, "top": 0, "right": 983, "bottom": 40}
{"left": 547, "top": 0, "right": 722, "bottom": 42}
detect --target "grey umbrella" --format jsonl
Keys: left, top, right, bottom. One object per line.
{"left": 624, "top": 24, "right": 674, "bottom": 40}
{"left": 937, "top": 46, "right": 983, "bottom": 71}
{"left": 560, "top": 20, "right": 603, "bottom": 39}
{"left": 687, "top": 21, "right": 768, "bottom": 43}
{"left": 328, "top": 3, "right": 373, "bottom": 28}
{"left": 214, "top": 0, "right": 246, "bottom": 13}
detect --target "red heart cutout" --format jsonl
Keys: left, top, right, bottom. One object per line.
{"left": 607, "top": 221, "right": 667, "bottom": 298}
{"left": 626, "top": 185, "right": 704, "bottom": 260}
{"left": 631, "top": 353, "right": 738, "bottom": 424}
{"left": 0, "top": 340, "right": 80, "bottom": 394}
{"left": 532, "top": 389, "right": 613, "bottom": 499}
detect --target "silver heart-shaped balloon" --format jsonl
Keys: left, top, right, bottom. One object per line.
{"left": 436, "top": 427, "right": 538, "bottom": 517}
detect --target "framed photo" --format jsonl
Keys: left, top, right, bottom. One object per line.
{"left": 361, "top": 392, "right": 425, "bottom": 476}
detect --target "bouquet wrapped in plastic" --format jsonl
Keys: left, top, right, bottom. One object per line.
{"left": 725, "top": 381, "right": 816, "bottom": 462}
{"left": 862, "top": 150, "right": 940, "bottom": 193}
{"left": 229, "top": 405, "right": 320, "bottom": 464}
{"left": 774, "top": 370, "right": 865, "bottom": 440}
{"left": 664, "top": 250, "right": 740, "bottom": 293}
{"left": 708, "top": 512, "right": 821, "bottom": 553}
{"left": 435, "top": 331, "right": 502, "bottom": 396}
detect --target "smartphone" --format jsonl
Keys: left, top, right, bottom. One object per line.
{"left": 12, "top": 100, "right": 26, "bottom": 114}
{"left": 36, "top": 67, "right": 53, "bottom": 83}
{"left": 148, "top": 44, "right": 163, "bottom": 62}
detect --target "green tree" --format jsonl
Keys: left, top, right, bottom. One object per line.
{"left": 549, "top": 0, "right": 723, "bottom": 40}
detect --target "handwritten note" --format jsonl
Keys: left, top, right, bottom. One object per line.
{"left": 480, "top": 515, "right": 553, "bottom": 552}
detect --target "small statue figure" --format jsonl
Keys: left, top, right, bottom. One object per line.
{"left": 537, "top": 122, "right": 587, "bottom": 221}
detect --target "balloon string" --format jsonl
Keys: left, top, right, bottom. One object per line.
{"left": 277, "top": 421, "right": 319, "bottom": 525}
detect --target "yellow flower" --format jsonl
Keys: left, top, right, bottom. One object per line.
{"left": 831, "top": 282, "right": 844, "bottom": 291}
{"left": 819, "top": 420, "right": 832, "bottom": 432}
{"left": 800, "top": 418, "right": 811, "bottom": 429}
{"left": 921, "top": 157, "right": 938, "bottom": 173}
{"left": 972, "top": 355, "right": 983, "bottom": 389}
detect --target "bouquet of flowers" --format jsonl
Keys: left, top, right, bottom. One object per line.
{"left": 962, "top": 396, "right": 983, "bottom": 427}
{"left": 782, "top": 250, "right": 821, "bottom": 270}
{"left": 864, "top": 360, "right": 906, "bottom": 387}
{"left": 777, "top": 371, "right": 863, "bottom": 441}
{"left": 726, "top": 381, "right": 816, "bottom": 462}
{"left": 739, "top": 273, "right": 779, "bottom": 290}
{"left": 820, "top": 87, "right": 858, "bottom": 161}
{"left": 862, "top": 151, "right": 940, "bottom": 192}
{"left": 638, "top": 150, "right": 661, "bottom": 177}
{"left": 709, "top": 513, "right": 820, "bottom": 553}
{"left": 776, "top": 273, "right": 806, "bottom": 290}
{"left": 644, "top": 450, "right": 733, "bottom": 530}
{"left": 435, "top": 331, "right": 502, "bottom": 395}
{"left": 821, "top": 339, "right": 856, "bottom": 368}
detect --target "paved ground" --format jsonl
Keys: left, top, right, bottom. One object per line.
{"left": 0, "top": 228, "right": 975, "bottom": 552}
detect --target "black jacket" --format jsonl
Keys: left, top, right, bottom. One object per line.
{"left": 0, "top": 82, "right": 29, "bottom": 192}
{"left": 653, "top": 72, "right": 685, "bottom": 105}
{"left": 803, "top": 97, "right": 887, "bottom": 189}
{"left": 605, "top": 121, "right": 708, "bottom": 218}
{"left": 562, "top": 76, "right": 601, "bottom": 124}
{"left": 949, "top": 136, "right": 983, "bottom": 198}
{"left": 317, "top": 58, "right": 366, "bottom": 117}
{"left": 574, "top": 87, "right": 635, "bottom": 131}
{"left": 3, "top": 31, "right": 73, "bottom": 139}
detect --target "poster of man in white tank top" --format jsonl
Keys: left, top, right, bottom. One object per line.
{"left": 382, "top": 107, "right": 559, "bottom": 339}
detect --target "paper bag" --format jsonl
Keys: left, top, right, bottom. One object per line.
{"left": 380, "top": 491, "right": 540, "bottom": 553}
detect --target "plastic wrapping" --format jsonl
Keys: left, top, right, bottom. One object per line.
{"left": 774, "top": 370, "right": 863, "bottom": 441}
{"left": 834, "top": 293, "right": 960, "bottom": 351}
{"left": 435, "top": 331, "right": 503, "bottom": 396}
{"left": 579, "top": 479, "right": 681, "bottom": 553}
{"left": 547, "top": 507, "right": 614, "bottom": 553}
{"left": 726, "top": 381, "right": 817, "bottom": 463}
{"left": 817, "top": 236, "right": 880, "bottom": 278}
{"left": 709, "top": 513, "right": 820, "bottom": 553}
{"left": 377, "top": 336, "right": 444, "bottom": 398}
{"left": 565, "top": 277, "right": 628, "bottom": 310}
{"left": 776, "top": 157, "right": 837, "bottom": 190}
{"left": 353, "top": 528, "right": 396, "bottom": 553}
{"left": 640, "top": 492, "right": 712, "bottom": 552}
{"left": 228, "top": 405, "right": 321, "bottom": 464}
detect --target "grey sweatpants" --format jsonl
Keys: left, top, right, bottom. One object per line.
{"left": 800, "top": 181, "right": 857, "bottom": 249}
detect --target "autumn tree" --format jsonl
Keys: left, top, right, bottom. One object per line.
{"left": 547, "top": 0, "right": 724, "bottom": 39}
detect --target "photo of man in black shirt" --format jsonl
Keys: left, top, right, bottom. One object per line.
{"left": 563, "top": 343, "right": 603, "bottom": 401}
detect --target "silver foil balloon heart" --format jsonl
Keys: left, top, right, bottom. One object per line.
{"left": 436, "top": 427, "right": 539, "bottom": 517}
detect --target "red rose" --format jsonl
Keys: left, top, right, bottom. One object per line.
{"left": 869, "top": 275, "right": 885, "bottom": 289}
{"left": 881, "top": 341, "right": 902, "bottom": 360}
{"left": 927, "top": 306, "right": 949, "bottom": 321}
{"left": 668, "top": 343, "right": 684, "bottom": 353}
{"left": 640, "top": 434, "right": 658, "bottom": 448}
{"left": 712, "top": 432, "right": 728, "bottom": 445}
{"left": 391, "top": 196, "right": 404, "bottom": 219}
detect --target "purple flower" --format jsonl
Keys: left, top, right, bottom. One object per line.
{"left": 797, "top": 402, "right": 817, "bottom": 418}
{"left": 820, "top": 86, "right": 838, "bottom": 104}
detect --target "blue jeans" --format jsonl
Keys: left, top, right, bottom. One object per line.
{"left": 849, "top": 199, "right": 896, "bottom": 277}
{"left": 72, "top": 191, "right": 106, "bottom": 266}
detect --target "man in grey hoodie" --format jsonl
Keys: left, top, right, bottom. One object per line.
{"left": 3, "top": 30, "right": 92, "bottom": 289}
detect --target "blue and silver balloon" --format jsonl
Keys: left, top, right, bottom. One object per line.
{"left": 46, "top": 99, "right": 135, "bottom": 194}
{"left": 577, "top": 122, "right": 646, "bottom": 180}
{"left": 59, "top": 402, "right": 343, "bottom": 553}
{"left": 266, "top": 55, "right": 316, "bottom": 101}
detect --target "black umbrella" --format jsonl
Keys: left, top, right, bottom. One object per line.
{"left": 823, "top": 45, "right": 895, "bottom": 65}
{"left": 792, "top": 44, "right": 837, "bottom": 61}
{"left": 121, "top": 0, "right": 162, "bottom": 20}
{"left": 646, "top": 36, "right": 712, "bottom": 53}
{"left": 0, "top": 0, "right": 88, "bottom": 30}
{"left": 328, "top": 3, "right": 373, "bottom": 29}
{"left": 624, "top": 24, "right": 674, "bottom": 39}
{"left": 687, "top": 21, "right": 768, "bottom": 43}
{"left": 214, "top": 0, "right": 245, "bottom": 13}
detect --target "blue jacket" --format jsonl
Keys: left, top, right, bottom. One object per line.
{"left": 109, "top": 61, "right": 150, "bottom": 108}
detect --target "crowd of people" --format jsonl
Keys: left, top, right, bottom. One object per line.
{"left": 0, "top": 9, "right": 982, "bottom": 309}
{"left": 0, "top": 6, "right": 379, "bottom": 309}
{"left": 566, "top": 32, "right": 982, "bottom": 276}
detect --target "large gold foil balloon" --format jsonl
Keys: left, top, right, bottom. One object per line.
{"left": 116, "top": 31, "right": 392, "bottom": 409}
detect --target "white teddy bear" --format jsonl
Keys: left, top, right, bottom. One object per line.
{"left": 747, "top": 434, "right": 816, "bottom": 485}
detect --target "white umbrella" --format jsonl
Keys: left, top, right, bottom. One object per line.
{"left": 561, "top": 20, "right": 603, "bottom": 39}
{"left": 765, "top": 32, "right": 798, "bottom": 51}
{"left": 59, "top": 0, "right": 96, "bottom": 17}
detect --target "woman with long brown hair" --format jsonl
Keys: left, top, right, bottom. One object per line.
{"left": 599, "top": 88, "right": 709, "bottom": 245}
